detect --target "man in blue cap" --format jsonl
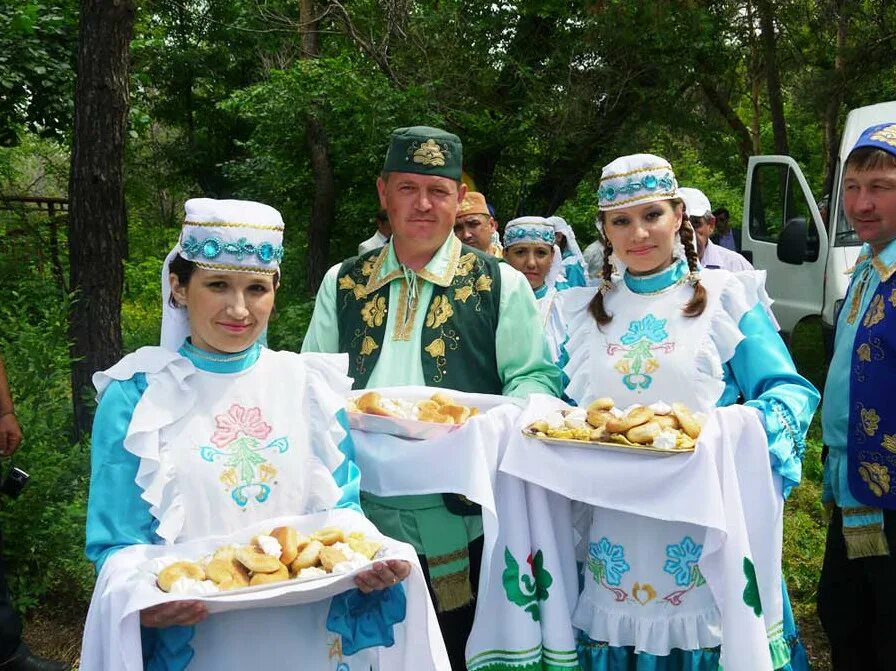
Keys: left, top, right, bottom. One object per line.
{"left": 817, "top": 122, "right": 896, "bottom": 669}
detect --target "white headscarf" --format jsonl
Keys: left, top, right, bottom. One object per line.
{"left": 503, "top": 216, "right": 566, "bottom": 290}
{"left": 545, "top": 216, "right": 585, "bottom": 271}
{"left": 160, "top": 198, "right": 286, "bottom": 351}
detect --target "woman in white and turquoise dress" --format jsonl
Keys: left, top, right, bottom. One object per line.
{"left": 547, "top": 215, "right": 589, "bottom": 287}
{"left": 550, "top": 154, "right": 819, "bottom": 671}
{"left": 84, "top": 199, "right": 416, "bottom": 670}
{"left": 502, "top": 216, "right": 573, "bottom": 324}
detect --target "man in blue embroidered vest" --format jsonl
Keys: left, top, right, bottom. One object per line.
{"left": 302, "top": 126, "right": 561, "bottom": 669}
{"left": 817, "top": 122, "right": 896, "bottom": 670}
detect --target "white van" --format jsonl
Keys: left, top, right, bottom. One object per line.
{"left": 741, "top": 100, "right": 896, "bottom": 357}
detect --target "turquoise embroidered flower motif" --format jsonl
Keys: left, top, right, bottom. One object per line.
{"left": 199, "top": 403, "right": 289, "bottom": 507}
{"left": 620, "top": 314, "right": 668, "bottom": 345}
{"left": 664, "top": 536, "right": 704, "bottom": 587}
{"left": 611, "top": 313, "right": 672, "bottom": 390}
{"left": 588, "top": 537, "right": 630, "bottom": 587}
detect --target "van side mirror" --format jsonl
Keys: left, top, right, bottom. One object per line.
{"left": 777, "top": 217, "right": 808, "bottom": 265}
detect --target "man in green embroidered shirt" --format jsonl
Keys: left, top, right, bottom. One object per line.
{"left": 302, "top": 126, "right": 561, "bottom": 669}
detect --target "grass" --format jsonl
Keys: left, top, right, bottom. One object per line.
{"left": 783, "top": 317, "right": 832, "bottom": 670}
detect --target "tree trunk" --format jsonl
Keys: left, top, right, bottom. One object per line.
{"left": 822, "top": 0, "right": 848, "bottom": 196}
{"left": 746, "top": 0, "right": 763, "bottom": 154}
{"left": 68, "top": 0, "right": 135, "bottom": 439}
{"left": 756, "top": 0, "right": 788, "bottom": 155}
{"left": 300, "top": 0, "right": 335, "bottom": 294}
{"left": 699, "top": 80, "right": 755, "bottom": 166}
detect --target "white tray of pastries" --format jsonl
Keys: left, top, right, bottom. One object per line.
{"left": 346, "top": 389, "right": 484, "bottom": 440}
{"left": 523, "top": 398, "right": 703, "bottom": 456}
{"left": 147, "top": 525, "right": 386, "bottom": 598}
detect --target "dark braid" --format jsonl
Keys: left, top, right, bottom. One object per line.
{"left": 588, "top": 234, "right": 614, "bottom": 325}
{"left": 678, "top": 216, "right": 707, "bottom": 318}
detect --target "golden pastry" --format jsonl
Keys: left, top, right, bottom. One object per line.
{"left": 605, "top": 406, "right": 654, "bottom": 433}
{"left": 626, "top": 421, "right": 662, "bottom": 445}
{"left": 587, "top": 397, "right": 615, "bottom": 412}
{"left": 290, "top": 539, "right": 324, "bottom": 572}
{"left": 440, "top": 404, "right": 471, "bottom": 424}
{"left": 311, "top": 527, "right": 345, "bottom": 545}
{"left": 355, "top": 391, "right": 398, "bottom": 417}
{"left": 319, "top": 546, "right": 348, "bottom": 572}
{"left": 205, "top": 557, "right": 250, "bottom": 590}
{"left": 157, "top": 561, "right": 206, "bottom": 592}
{"left": 654, "top": 414, "right": 681, "bottom": 430}
{"left": 249, "top": 563, "right": 289, "bottom": 586}
{"left": 270, "top": 526, "right": 299, "bottom": 565}
{"left": 347, "top": 537, "right": 383, "bottom": 560}
{"left": 236, "top": 545, "right": 282, "bottom": 574}
{"left": 672, "top": 402, "right": 701, "bottom": 439}
{"left": 586, "top": 409, "right": 613, "bottom": 429}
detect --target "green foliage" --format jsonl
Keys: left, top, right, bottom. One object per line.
{"left": 0, "top": 273, "right": 92, "bottom": 616}
{"left": 0, "top": 0, "right": 77, "bottom": 146}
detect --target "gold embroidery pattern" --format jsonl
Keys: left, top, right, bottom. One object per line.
{"left": 426, "top": 295, "right": 454, "bottom": 329}
{"left": 859, "top": 461, "right": 891, "bottom": 497}
{"left": 412, "top": 138, "right": 447, "bottom": 167}
{"left": 890, "top": 288, "right": 896, "bottom": 308}
{"left": 456, "top": 252, "right": 477, "bottom": 277}
{"left": 883, "top": 435, "right": 896, "bottom": 454}
{"left": 360, "top": 335, "right": 378, "bottom": 356}
{"left": 861, "top": 407, "right": 881, "bottom": 436}
{"left": 361, "top": 259, "right": 376, "bottom": 277}
{"left": 864, "top": 294, "right": 885, "bottom": 328}
{"left": 424, "top": 326, "right": 460, "bottom": 382}
{"left": 475, "top": 275, "right": 493, "bottom": 292}
{"left": 361, "top": 296, "right": 387, "bottom": 328}
{"left": 846, "top": 273, "right": 870, "bottom": 325}
{"left": 454, "top": 285, "right": 474, "bottom": 303}
{"left": 858, "top": 343, "right": 872, "bottom": 362}
{"left": 870, "top": 124, "right": 896, "bottom": 148}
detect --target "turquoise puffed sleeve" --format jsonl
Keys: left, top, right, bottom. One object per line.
{"left": 331, "top": 410, "right": 363, "bottom": 514}
{"left": 85, "top": 374, "right": 156, "bottom": 571}
{"left": 86, "top": 374, "right": 195, "bottom": 671}
{"left": 722, "top": 304, "right": 820, "bottom": 497}
{"left": 562, "top": 261, "right": 588, "bottom": 288}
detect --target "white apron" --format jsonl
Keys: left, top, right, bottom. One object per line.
{"left": 98, "top": 348, "right": 378, "bottom": 670}
{"left": 556, "top": 271, "right": 780, "bottom": 656}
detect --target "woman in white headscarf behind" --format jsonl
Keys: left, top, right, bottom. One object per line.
{"left": 547, "top": 215, "right": 588, "bottom": 287}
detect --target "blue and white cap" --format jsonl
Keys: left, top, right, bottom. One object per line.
{"left": 179, "top": 198, "right": 285, "bottom": 274}
{"left": 503, "top": 216, "right": 556, "bottom": 248}
{"left": 849, "top": 122, "right": 896, "bottom": 159}
{"left": 597, "top": 153, "right": 679, "bottom": 212}
{"left": 160, "top": 198, "right": 286, "bottom": 351}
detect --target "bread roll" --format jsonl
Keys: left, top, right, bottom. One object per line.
{"left": 249, "top": 563, "right": 289, "bottom": 586}
{"left": 672, "top": 403, "right": 701, "bottom": 439}
{"left": 290, "top": 540, "right": 324, "bottom": 572}
{"left": 605, "top": 406, "right": 654, "bottom": 433}
{"left": 319, "top": 546, "right": 348, "bottom": 572}
{"left": 270, "top": 526, "right": 299, "bottom": 565}
{"left": 236, "top": 546, "right": 282, "bottom": 574}
{"left": 625, "top": 421, "right": 662, "bottom": 445}
{"left": 586, "top": 397, "right": 615, "bottom": 412}
{"left": 311, "top": 527, "right": 345, "bottom": 545}
{"left": 158, "top": 561, "right": 206, "bottom": 592}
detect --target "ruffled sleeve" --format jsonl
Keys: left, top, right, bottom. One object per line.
{"left": 551, "top": 286, "right": 600, "bottom": 405}
{"left": 705, "top": 271, "right": 819, "bottom": 497}
{"left": 86, "top": 374, "right": 154, "bottom": 572}
{"left": 286, "top": 351, "right": 363, "bottom": 513}
{"left": 93, "top": 347, "right": 199, "bottom": 544}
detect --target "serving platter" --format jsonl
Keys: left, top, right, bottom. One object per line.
{"left": 522, "top": 430, "right": 695, "bottom": 457}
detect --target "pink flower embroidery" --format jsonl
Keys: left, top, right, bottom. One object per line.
{"left": 211, "top": 404, "right": 272, "bottom": 448}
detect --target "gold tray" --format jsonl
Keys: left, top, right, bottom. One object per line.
{"left": 522, "top": 430, "right": 695, "bottom": 456}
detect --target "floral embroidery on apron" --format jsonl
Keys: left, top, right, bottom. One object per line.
{"left": 607, "top": 314, "right": 675, "bottom": 390}
{"left": 199, "top": 403, "right": 289, "bottom": 506}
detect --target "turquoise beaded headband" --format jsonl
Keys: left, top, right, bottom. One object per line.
{"left": 503, "top": 217, "right": 556, "bottom": 248}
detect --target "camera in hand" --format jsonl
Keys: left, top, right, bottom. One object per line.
{"left": 0, "top": 465, "right": 29, "bottom": 499}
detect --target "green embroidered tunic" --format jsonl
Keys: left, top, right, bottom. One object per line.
{"left": 303, "top": 234, "right": 561, "bottom": 610}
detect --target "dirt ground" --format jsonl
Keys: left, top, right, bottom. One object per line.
{"left": 26, "top": 612, "right": 833, "bottom": 670}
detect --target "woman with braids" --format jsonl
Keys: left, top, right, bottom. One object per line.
{"left": 548, "top": 154, "right": 819, "bottom": 670}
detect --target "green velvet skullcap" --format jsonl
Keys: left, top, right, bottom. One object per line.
{"left": 382, "top": 126, "right": 463, "bottom": 180}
